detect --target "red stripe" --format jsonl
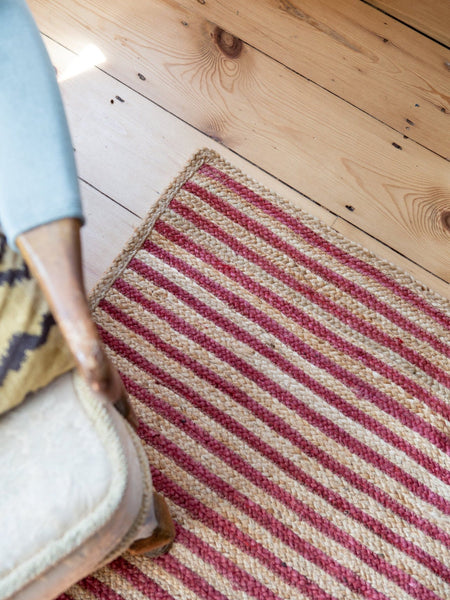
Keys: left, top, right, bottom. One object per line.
{"left": 151, "top": 470, "right": 338, "bottom": 600}
{"left": 128, "top": 259, "right": 449, "bottom": 483}
{"left": 110, "top": 557, "right": 177, "bottom": 599}
{"left": 78, "top": 575, "right": 135, "bottom": 600}
{"left": 110, "top": 321, "right": 450, "bottom": 572}
{"left": 123, "top": 372, "right": 450, "bottom": 593}
{"left": 175, "top": 524, "right": 286, "bottom": 600}
{"left": 152, "top": 218, "right": 450, "bottom": 428}
{"left": 123, "top": 364, "right": 449, "bottom": 579}
{"left": 200, "top": 163, "right": 450, "bottom": 330}
{"left": 176, "top": 186, "right": 450, "bottom": 388}
{"left": 99, "top": 324, "right": 450, "bottom": 547}
{"left": 151, "top": 554, "right": 231, "bottom": 600}
{"left": 139, "top": 423, "right": 400, "bottom": 600}
{"left": 103, "top": 293, "right": 448, "bottom": 514}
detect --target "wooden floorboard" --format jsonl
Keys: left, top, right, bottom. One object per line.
{"left": 31, "top": 0, "right": 450, "bottom": 281}
{"left": 79, "top": 181, "right": 139, "bottom": 292}
{"left": 46, "top": 38, "right": 337, "bottom": 222}
{"left": 364, "top": 0, "right": 450, "bottom": 47}
{"left": 45, "top": 37, "right": 449, "bottom": 297}
{"left": 172, "top": 0, "right": 450, "bottom": 158}
{"left": 31, "top": 0, "right": 450, "bottom": 158}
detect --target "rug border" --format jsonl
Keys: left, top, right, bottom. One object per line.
{"left": 89, "top": 148, "right": 449, "bottom": 312}
{"left": 89, "top": 149, "right": 212, "bottom": 311}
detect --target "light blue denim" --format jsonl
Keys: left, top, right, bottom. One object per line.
{"left": 0, "top": 0, "right": 83, "bottom": 250}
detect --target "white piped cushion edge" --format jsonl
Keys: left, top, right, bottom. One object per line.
{"left": 0, "top": 371, "right": 145, "bottom": 600}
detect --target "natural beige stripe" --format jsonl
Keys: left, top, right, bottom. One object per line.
{"left": 191, "top": 156, "right": 448, "bottom": 331}
{"left": 158, "top": 204, "right": 450, "bottom": 394}
{"left": 123, "top": 262, "right": 449, "bottom": 469}
{"left": 65, "top": 586, "right": 97, "bottom": 600}
{"left": 100, "top": 288, "right": 450, "bottom": 520}
{"left": 107, "top": 344, "right": 448, "bottom": 565}
{"left": 142, "top": 446, "right": 364, "bottom": 600}
{"left": 131, "top": 391, "right": 448, "bottom": 598}
{"left": 164, "top": 500, "right": 310, "bottom": 600}
{"left": 93, "top": 570, "right": 149, "bottom": 600}
{"left": 99, "top": 310, "right": 449, "bottom": 552}
{"left": 177, "top": 181, "right": 450, "bottom": 375}
{"left": 140, "top": 229, "right": 448, "bottom": 434}
{"left": 125, "top": 370, "right": 449, "bottom": 594}
{"left": 171, "top": 541, "right": 270, "bottom": 600}
{"left": 97, "top": 560, "right": 197, "bottom": 600}
{"left": 95, "top": 573, "right": 149, "bottom": 600}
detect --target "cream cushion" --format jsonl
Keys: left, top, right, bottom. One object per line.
{"left": 0, "top": 372, "right": 155, "bottom": 600}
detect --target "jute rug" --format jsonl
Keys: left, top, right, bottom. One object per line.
{"left": 68, "top": 149, "right": 449, "bottom": 599}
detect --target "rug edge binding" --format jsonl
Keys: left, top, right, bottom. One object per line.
{"left": 88, "top": 149, "right": 212, "bottom": 311}
{"left": 89, "top": 148, "right": 449, "bottom": 314}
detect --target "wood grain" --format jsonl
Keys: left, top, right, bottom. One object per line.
{"left": 46, "top": 36, "right": 448, "bottom": 297}
{"left": 364, "top": 0, "right": 450, "bottom": 47}
{"left": 160, "top": 0, "right": 449, "bottom": 157}
{"left": 31, "top": 1, "right": 450, "bottom": 279}
{"left": 46, "top": 37, "right": 337, "bottom": 224}
{"left": 44, "top": 33, "right": 449, "bottom": 297}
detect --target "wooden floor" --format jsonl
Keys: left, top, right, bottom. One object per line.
{"left": 29, "top": 0, "right": 450, "bottom": 298}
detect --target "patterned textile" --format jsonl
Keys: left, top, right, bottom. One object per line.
{"left": 0, "top": 234, "right": 74, "bottom": 415}
{"left": 69, "top": 150, "right": 449, "bottom": 599}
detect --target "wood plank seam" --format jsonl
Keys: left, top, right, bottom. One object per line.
{"left": 79, "top": 177, "right": 141, "bottom": 219}
{"left": 45, "top": 21, "right": 449, "bottom": 164}
{"left": 36, "top": 13, "right": 449, "bottom": 295}
{"left": 230, "top": 29, "right": 448, "bottom": 161}
{"left": 168, "top": 0, "right": 450, "bottom": 158}
{"left": 36, "top": 3, "right": 449, "bottom": 278}
{"left": 52, "top": 35, "right": 338, "bottom": 224}
{"left": 361, "top": 0, "right": 450, "bottom": 47}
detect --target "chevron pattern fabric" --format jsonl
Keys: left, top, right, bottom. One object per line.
{"left": 0, "top": 233, "right": 74, "bottom": 415}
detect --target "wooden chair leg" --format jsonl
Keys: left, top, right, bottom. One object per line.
{"left": 128, "top": 493, "right": 175, "bottom": 557}
{"left": 16, "top": 218, "right": 137, "bottom": 427}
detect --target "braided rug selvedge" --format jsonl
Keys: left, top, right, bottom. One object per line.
{"left": 73, "top": 149, "right": 448, "bottom": 600}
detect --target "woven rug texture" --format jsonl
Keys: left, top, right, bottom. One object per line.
{"left": 66, "top": 149, "right": 449, "bottom": 600}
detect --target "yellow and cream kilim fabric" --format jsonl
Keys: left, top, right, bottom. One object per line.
{"left": 0, "top": 233, "right": 74, "bottom": 415}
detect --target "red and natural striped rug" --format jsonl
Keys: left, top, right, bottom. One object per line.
{"left": 76, "top": 150, "right": 449, "bottom": 599}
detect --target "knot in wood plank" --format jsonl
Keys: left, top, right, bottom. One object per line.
{"left": 213, "top": 27, "right": 243, "bottom": 58}
{"left": 442, "top": 211, "right": 450, "bottom": 233}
